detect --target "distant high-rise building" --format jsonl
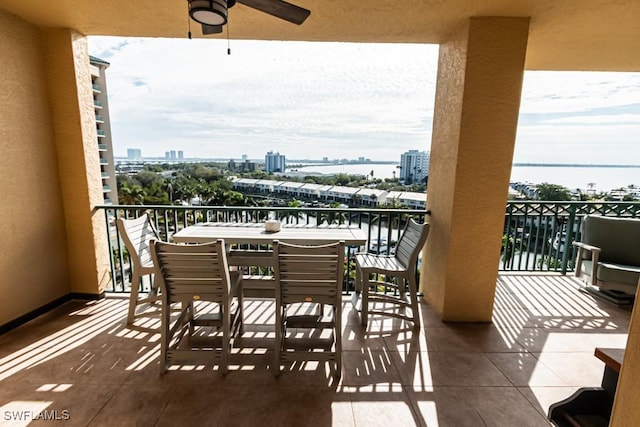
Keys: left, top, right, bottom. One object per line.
{"left": 90, "top": 56, "right": 118, "bottom": 205}
{"left": 178, "top": 150, "right": 184, "bottom": 160}
{"left": 265, "top": 151, "right": 286, "bottom": 173}
{"left": 127, "top": 148, "right": 142, "bottom": 160}
{"left": 165, "top": 151, "right": 170, "bottom": 160}
{"left": 400, "top": 150, "right": 430, "bottom": 184}
{"left": 241, "top": 154, "right": 248, "bottom": 161}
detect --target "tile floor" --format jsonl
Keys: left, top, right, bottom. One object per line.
{"left": 0, "top": 273, "right": 631, "bottom": 426}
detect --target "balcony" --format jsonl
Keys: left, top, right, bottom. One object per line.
{"left": 0, "top": 273, "right": 629, "bottom": 424}
{"left": 98, "top": 143, "right": 107, "bottom": 151}
{"left": 93, "top": 100, "right": 102, "bottom": 109}
{"left": 95, "top": 114, "right": 104, "bottom": 123}
{"left": 96, "top": 129, "right": 106, "bottom": 138}
{"left": 92, "top": 83, "right": 101, "bottom": 93}
{"left": 98, "top": 202, "right": 640, "bottom": 295}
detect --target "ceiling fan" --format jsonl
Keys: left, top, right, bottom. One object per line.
{"left": 188, "top": 0, "right": 311, "bottom": 35}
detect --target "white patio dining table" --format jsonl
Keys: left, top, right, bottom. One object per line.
{"left": 172, "top": 221, "right": 367, "bottom": 246}
{"left": 172, "top": 222, "right": 367, "bottom": 297}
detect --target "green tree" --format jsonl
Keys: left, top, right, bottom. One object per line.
{"left": 535, "top": 183, "right": 572, "bottom": 201}
{"left": 119, "top": 184, "right": 146, "bottom": 205}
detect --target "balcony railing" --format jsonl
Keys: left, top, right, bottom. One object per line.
{"left": 501, "top": 201, "right": 639, "bottom": 273}
{"left": 95, "top": 201, "right": 639, "bottom": 294}
{"left": 97, "top": 205, "right": 427, "bottom": 294}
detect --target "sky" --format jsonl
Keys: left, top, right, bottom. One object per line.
{"left": 88, "top": 36, "right": 640, "bottom": 164}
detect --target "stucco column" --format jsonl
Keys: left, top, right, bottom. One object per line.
{"left": 422, "top": 17, "right": 530, "bottom": 321}
{"left": 610, "top": 280, "right": 640, "bottom": 425}
{"left": 41, "top": 29, "right": 111, "bottom": 297}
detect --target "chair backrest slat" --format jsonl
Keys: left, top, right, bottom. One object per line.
{"left": 152, "top": 239, "right": 231, "bottom": 304}
{"left": 394, "top": 218, "right": 430, "bottom": 269}
{"left": 117, "top": 214, "right": 160, "bottom": 269}
{"left": 274, "top": 241, "right": 345, "bottom": 305}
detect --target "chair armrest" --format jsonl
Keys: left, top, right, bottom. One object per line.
{"left": 572, "top": 242, "right": 601, "bottom": 286}
{"left": 572, "top": 241, "right": 602, "bottom": 253}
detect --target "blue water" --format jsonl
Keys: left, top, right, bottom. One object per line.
{"left": 288, "top": 163, "right": 640, "bottom": 192}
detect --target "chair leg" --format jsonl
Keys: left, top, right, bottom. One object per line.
{"left": 221, "top": 304, "right": 230, "bottom": 375}
{"left": 160, "top": 303, "right": 170, "bottom": 374}
{"left": 238, "top": 291, "right": 244, "bottom": 335}
{"left": 274, "top": 305, "right": 282, "bottom": 377}
{"left": 407, "top": 276, "right": 420, "bottom": 329}
{"left": 127, "top": 272, "right": 141, "bottom": 325}
{"left": 335, "top": 304, "right": 342, "bottom": 379}
{"left": 361, "top": 273, "right": 370, "bottom": 328}
{"left": 351, "top": 265, "right": 362, "bottom": 309}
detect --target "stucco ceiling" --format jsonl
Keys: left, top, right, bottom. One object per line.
{"left": 1, "top": 0, "right": 639, "bottom": 71}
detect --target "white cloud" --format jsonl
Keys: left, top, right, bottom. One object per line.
{"left": 89, "top": 37, "right": 640, "bottom": 167}
{"left": 90, "top": 37, "right": 438, "bottom": 159}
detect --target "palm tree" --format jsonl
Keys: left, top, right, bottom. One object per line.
{"left": 119, "top": 184, "right": 146, "bottom": 205}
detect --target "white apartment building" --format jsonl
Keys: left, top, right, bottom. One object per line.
{"left": 90, "top": 56, "right": 118, "bottom": 204}
{"left": 230, "top": 178, "right": 426, "bottom": 209}
{"left": 400, "top": 149, "right": 430, "bottom": 185}
{"left": 265, "top": 151, "right": 286, "bottom": 173}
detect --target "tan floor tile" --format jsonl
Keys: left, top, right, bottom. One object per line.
{"left": 412, "top": 386, "right": 551, "bottom": 427}
{"left": 486, "top": 352, "right": 567, "bottom": 387}
{"left": 350, "top": 389, "right": 418, "bottom": 427}
{"left": 88, "top": 385, "right": 171, "bottom": 427}
{"left": 422, "top": 352, "right": 512, "bottom": 387}
{"left": 534, "top": 352, "right": 608, "bottom": 387}
{"left": 0, "top": 274, "right": 631, "bottom": 427}
{"left": 517, "top": 386, "right": 587, "bottom": 418}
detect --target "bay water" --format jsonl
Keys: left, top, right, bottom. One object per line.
{"left": 288, "top": 163, "right": 640, "bottom": 192}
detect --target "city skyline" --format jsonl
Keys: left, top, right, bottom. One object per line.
{"left": 89, "top": 37, "right": 640, "bottom": 164}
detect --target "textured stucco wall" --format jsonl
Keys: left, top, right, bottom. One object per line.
{"left": 0, "top": 9, "right": 70, "bottom": 325}
{"left": 611, "top": 282, "right": 640, "bottom": 426}
{"left": 423, "top": 17, "right": 530, "bottom": 321}
{"left": 41, "top": 29, "right": 112, "bottom": 296}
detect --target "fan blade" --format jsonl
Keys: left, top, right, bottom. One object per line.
{"left": 202, "top": 24, "right": 223, "bottom": 35}
{"left": 237, "top": 0, "right": 310, "bottom": 25}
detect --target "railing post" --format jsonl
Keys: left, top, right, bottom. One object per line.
{"left": 561, "top": 203, "right": 576, "bottom": 275}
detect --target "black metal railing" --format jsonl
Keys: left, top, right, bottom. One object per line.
{"left": 97, "top": 205, "right": 428, "bottom": 294}
{"left": 501, "top": 201, "right": 639, "bottom": 273}
{"left": 96, "top": 201, "right": 640, "bottom": 294}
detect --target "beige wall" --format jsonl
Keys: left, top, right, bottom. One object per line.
{"left": 0, "top": 9, "right": 70, "bottom": 325}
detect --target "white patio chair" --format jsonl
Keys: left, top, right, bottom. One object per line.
{"left": 151, "top": 239, "right": 243, "bottom": 374}
{"left": 353, "top": 217, "right": 430, "bottom": 329}
{"left": 116, "top": 213, "right": 161, "bottom": 325}
{"left": 273, "top": 240, "right": 345, "bottom": 378}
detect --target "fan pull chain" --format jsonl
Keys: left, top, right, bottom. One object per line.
{"left": 187, "top": 6, "right": 192, "bottom": 39}
{"left": 226, "top": 21, "right": 231, "bottom": 55}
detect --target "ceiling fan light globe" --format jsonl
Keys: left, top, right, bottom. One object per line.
{"left": 188, "top": 0, "right": 228, "bottom": 26}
